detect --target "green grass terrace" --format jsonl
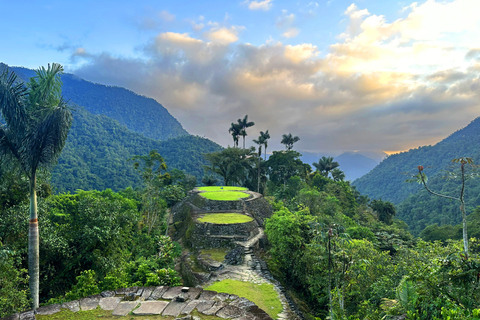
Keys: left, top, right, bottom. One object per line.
{"left": 197, "top": 213, "right": 254, "bottom": 224}
{"left": 199, "top": 191, "right": 250, "bottom": 201}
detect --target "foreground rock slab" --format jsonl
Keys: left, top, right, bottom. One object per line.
{"left": 132, "top": 301, "right": 169, "bottom": 315}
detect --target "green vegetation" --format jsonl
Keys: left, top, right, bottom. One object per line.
{"left": 9, "top": 64, "right": 188, "bottom": 141}
{"left": 200, "top": 248, "right": 228, "bottom": 262}
{"left": 197, "top": 213, "right": 253, "bottom": 224}
{"left": 51, "top": 105, "right": 222, "bottom": 192}
{"left": 197, "top": 186, "right": 247, "bottom": 191}
{"left": 205, "top": 279, "right": 282, "bottom": 318}
{"left": 200, "top": 191, "right": 250, "bottom": 201}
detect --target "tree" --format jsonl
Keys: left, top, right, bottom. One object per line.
{"left": 204, "top": 147, "right": 255, "bottom": 186}
{"left": 331, "top": 168, "right": 346, "bottom": 182}
{"left": 237, "top": 115, "right": 255, "bottom": 149}
{"left": 259, "top": 130, "right": 270, "bottom": 160}
{"left": 0, "top": 64, "right": 72, "bottom": 308}
{"left": 228, "top": 122, "right": 241, "bottom": 147}
{"left": 131, "top": 150, "right": 170, "bottom": 234}
{"left": 412, "top": 159, "right": 474, "bottom": 258}
{"left": 313, "top": 156, "right": 340, "bottom": 178}
{"left": 281, "top": 133, "right": 300, "bottom": 151}
{"left": 370, "top": 199, "right": 396, "bottom": 225}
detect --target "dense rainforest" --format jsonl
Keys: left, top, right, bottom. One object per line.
{"left": 4, "top": 63, "right": 188, "bottom": 141}
{"left": 354, "top": 117, "right": 480, "bottom": 235}
{"left": 52, "top": 105, "right": 222, "bottom": 192}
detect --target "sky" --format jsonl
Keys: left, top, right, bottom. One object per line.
{"left": 1, "top": 0, "right": 480, "bottom": 156}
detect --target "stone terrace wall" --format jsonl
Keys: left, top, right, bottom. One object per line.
{"left": 191, "top": 193, "right": 246, "bottom": 211}
{"left": 3, "top": 286, "right": 273, "bottom": 320}
{"left": 190, "top": 219, "right": 260, "bottom": 249}
{"left": 245, "top": 196, "right": 273, "bottom": 227}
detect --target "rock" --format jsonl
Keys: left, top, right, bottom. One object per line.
{"left": 225, "top": 247, "right": 244, "bottom": 265}
{"left": 162, "top": 286, "right": 184, "bottom": 300}
{"left": 61, "top": 300, "right": 80, "bottom": 312}
{"left": 111, "top": 301, "right": 139, "bottom": 316}
{"left": 141, "top": 286, "right": 156, "bottom": 300}
{"left": 184, "top": 287, "right": 203, "bottom": 300}
{"left": 35, "top": 304, "right": 61, "bottom": 315}
{"left": 1, "top": 313, "right": 19, "bottom": 320}
{"left": 216, "top": 305, "right": 245, "bottom": 319}
{"left": 115, "top": 286, "right": 138, "bottom": 295}
{"left": 230, "top": 297, "right": 256, "bottom": 309}
{"left": 215, "top": 305, "right": 245, "bottom": 319}
{"left": 195, "top": 300, "right": 215, "bottom": 313}
{"left": 132, "top": 301, "right": 169, "bottom": 315}
{"left": 181, "top": 287, "right": 190, "bottom": 292}
{"left": 100, "top": 290, "right": 115, "bottom": 297}
{"left": 123, "top": 292, "right": 136, "bottom": 301}
{"left": 99, "top": 297, "right": 122, "bottom": 310}
{"left": 162, "top": 301, "right": 189, "bottom": 317}
{"left": 179, "top": 300, "right": 200, "bottom": 315}
{"left": 198, "top": 290, "right": 217, "bottom": 300}
{"left": 79, "top": 296, "right": 99, "bottom": 311}
{"left": 176, "top": 293, "right": 187, "bottom": 302}
{"left": 201, "top": 301, "right": 226, "bottom": 316}
{"left": 148, "top": 286, "right": 169, "bottom": 300}
{"left": 215, "top": 292, "right": 230, "bottom": 301}
{"left": 174, "top": 316, "right": 192, "bottom": 320}
{"left": 18, "top": 311, "right": 35, "bottom": 320}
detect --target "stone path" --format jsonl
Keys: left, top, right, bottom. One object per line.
{"left": 3, "top": 286, "right": 273, "bottom": 320}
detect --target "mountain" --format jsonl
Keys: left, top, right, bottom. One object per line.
{"left": 300, "top": 151, "right": 382, "bottom": 181}
{"left": 52, "top": 106, "right": 222, "bottom": 192}
{"left": 3, "top": 63, "right": 188, "bottom": 141}
{"left": 1, "top": 63, "right": 222, "bottom": 192}
{"left": 353, "top": 117, "right": 480, "bottom": 234}
{"left": 336, "top": 152, "right": 381, "bottom": 181}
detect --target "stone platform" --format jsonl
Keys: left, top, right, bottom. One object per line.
{"left": 3, "top": 286, "right": 272, "bottom": 320}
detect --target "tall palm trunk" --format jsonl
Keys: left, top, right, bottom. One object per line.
{"left": 28, "top": 173, "right": 39, "bottom": 309}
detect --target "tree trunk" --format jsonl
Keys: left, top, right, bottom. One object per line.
{"left": 28, "top": 174, "right": 39, "bottom": 309}
{"left": 460, "top": 164, "right": 469, "bottom": 258}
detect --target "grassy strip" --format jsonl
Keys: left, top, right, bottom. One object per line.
{"left": 200, "top": 248, "right": 229, "bottom": 262}
{"left": 197, "top": 213, "right": 253, "bottom": 224}
{"left": 200, "top": 191, "right": 250, "bottom": 201}
{"left": 197, "top": 186, "right": 248, "bottom": 191}
{"left": 205, "top": 279, "right": 282, "bottom": 318}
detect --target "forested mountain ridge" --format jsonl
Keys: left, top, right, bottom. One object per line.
{"left": 2, "top": 63, "right": 188, "bottom": 141}
{"left": 52, "top": 105, "right": 222, "bottom": 192}
{"left": 353, "top": 116, "right": 480, "bottom": 234}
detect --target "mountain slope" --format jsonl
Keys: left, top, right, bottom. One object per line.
{"left": 52, "top": 105, "right": 222, "bottom": 192}
{"left": 353, "top": 117, "right": 480, "bottom": 205}
{"left": 4, "top": 63, "right": 188, "bottom": 141}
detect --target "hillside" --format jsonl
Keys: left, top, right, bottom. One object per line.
{"left": 353, "top": 117, "right": 480, "bottom": 204}
{"left": 353, "top": 117, "right": 480, "bottom": 234}
{"left": 52, "top": 105, "right": 222, "bottom": 192}
{"left": 3, "top": 63, "right": 188, "bottom": 141}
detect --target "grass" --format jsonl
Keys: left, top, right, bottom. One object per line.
{"left": 197, "top": 213, "right": 253, "bottom": 224}
{"left": 197, "top": 186, "right": 248, "bottom": 191}
{"left": 205, "top": 279, "right": 283, "bottom": 319}
{"left": 36, "top": 308, "right": 223, "bottom": 319}
{"left": 200, "top": 191, "right": 250, "bottom": 201}
{"left": 200, "top": 248, "right": 229, "bottom": 262}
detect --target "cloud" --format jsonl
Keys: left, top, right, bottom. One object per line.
{"left": 276, "top": 10, "right": 299, "bottom": 38}
{"left": 245, "top": 0, "right": 273, "bottom": 11}
{"left": 159, "top": 10, "right": 175, "bottom": 22}
{"left": 70, "top": 0, "right": 480, "bottom": 154}
{"left": 204, "top": 26, "right": 243, "bottom": 44}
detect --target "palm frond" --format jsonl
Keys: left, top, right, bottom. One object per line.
{"left": 21, "top": 98, "right": 72, "bottom": 173}
{"left": 27, "top": 63, "right": 63, "bottom": 110}
{"left": 0, "top": 68, "right": 28, "bottom": 131}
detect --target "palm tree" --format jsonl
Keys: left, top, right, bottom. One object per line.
{"left": 259, "top": 130, "right": 270, "bottom": 160}
{"left": 281, "top": 133, "right": 300, "bottom": 151}
{"left": 0, "top": 64, "right": 72, "bottom": 309}
{"left": 237, "top": 115, "right": 255, "bottom": 149}
{"left": 229, "top": 122, "right": 241, "bottom": 147}
{"left": 331, "top": 168, "right": 346, "bottom": 182}
{"left": 313, "top": 156, "right": 340, "bottom": 178}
